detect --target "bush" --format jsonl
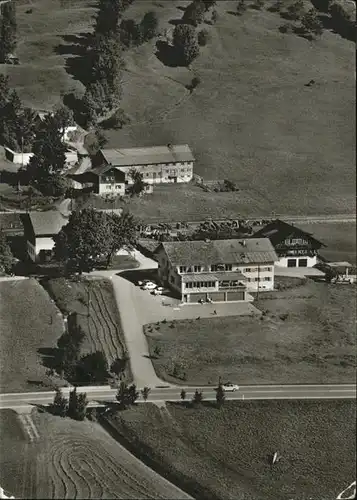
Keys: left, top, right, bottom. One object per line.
{"left": 198, "top": 29, "right": 210, "bottom": 46}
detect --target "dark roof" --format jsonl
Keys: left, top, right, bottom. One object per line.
{"left": 158, "top": 239, "right": 278, "bottom": 267}
{"left": 253, "top": 220, "right": 325, "bottom": 247}
{"left": 181, "top": 271, "right": 245, "bottom": 283}
{"left": 100, "top": 144, "right": 194, "bottom": 167}
{"left": 26, "top": 211, "right": 68, "bottom": 236}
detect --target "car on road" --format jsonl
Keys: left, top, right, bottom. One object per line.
{"left": 220, "top": 382, "right": 239, "bottom": 392}
{"left": 141, "top": 281, "right": 157, "bottom": 290}
{"left": 152, "top": 287, "right": 164, "bottom": 295}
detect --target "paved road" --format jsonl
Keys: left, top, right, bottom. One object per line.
{"left": 1, "top": 385, "right": 355, "bottom": 411}
{"left": 92, "top": 252, "right": 166, "bottom": 389}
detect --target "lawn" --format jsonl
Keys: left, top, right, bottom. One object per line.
{"left": 0, "top": 408, "right": 189, "bottom": 500}
{"left": 145, "top": 278, "right": 356, "bottom": 385}
{"left": 103, "top": 0, "right": 355, "bottom": 218}
{"left": 106, "top": 399, "right": 356, "bottom": 500}
{"left": 0, "top": 409, "right": 37, "bottom": 499}
{"left": 0, "top": 0, "right": 96, "bottom": 110}
{"left": 297, "top": 221, "right": 356, "bottom": 264}
{"left": 2, "top": 1, "right": 354, "bottom": 219}
{"left": 43, "top": 276, "right": 131, "bottom": 382}
{"left": 0, "top": 279, "right": 64, "bottom": 393}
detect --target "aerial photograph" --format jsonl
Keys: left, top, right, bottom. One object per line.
{"left": 0, "top": 0, "right": 355, "bottom": 499}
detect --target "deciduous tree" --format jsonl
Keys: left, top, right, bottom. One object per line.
{"left": 180, "top": 388, "right": 187, "bottom": 401}
{"left": 300, "top": 8, "right": 323, "bottom": 37}
{"left": 173, "top": 24, "right": 200, "bottom": 66}
{"left": 0, "top": 1, "right": 17, "bottom": 63}
{"left": 75, "top": 351, "right": 109, "bottom": 385}
{"left": 140, "top": 11, "right": 159, "bottom": 41}
{"left": 216, "top": 383, "right": 226, "bottom": 408}
{"left": 141, "top": 386, "right": 151, "bottom": 401}
{"left": 0, "top": 231, "right": 14, "bottom": 274}
{"left": 51, "top": 388, "right": 68, "bottom": 417}
{"left": 286, "top": 0, "right": 305, "bottom": 21}
{"left": 236, "top": 0, "right": 247, "bottom": 16}
{"left": 128, "top": 168, "right": 147, "bottom": 196}
{"left": 183, "top": 0, "right": 205, "bottom": 26}
{"left": 192, "top": 389, "right": 203, "bottom": 406}
{"left": 68, "top": 387, "right": 88, "bottom": 421}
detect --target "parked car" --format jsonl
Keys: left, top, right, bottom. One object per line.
{"left": 152, "top": 287, "right": 164, "bottom": 295}
{"left": 141, "top": 281, "right": 157, "bottom": 290}
{"left": 138, "top": 279, "right": 151, "bottom": 286}
{"left": 221, "top": 382, "right": 239, "bottom": 392}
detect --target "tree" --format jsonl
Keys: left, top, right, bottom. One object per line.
{"left": 105, "top": 209, "right": 137, "bottom": 267}
{"left": 153, "top": 345, "right": 161, "bottom": 358}
{"left": 57, "top": 322, "right": 85, "bottom": 379}
{"left": 211, "top": 9, "right": 218, "bottom": 24}
{"left": 183, "top": 1, "right": 205, "bottom": 27}
{"left": 0, "top": 231, "right": 14, "bottom": 274}
{"left": 216, "top": 383, "right": 226, "bottom": 408}
{"left": 68, "top": 387, "right": 88, "bottom": 421}
{"left": 53, "top": 209, "right": 113, "bottom": 274}
{"left": 110, "top": 353, "right": 129, "bottom": 375}
{"left": 252, "top": 0, "right": 265, "bottom": 9}
{"left": 202, "top": 0, "right": 216, "bottom": 11}
{"left": 82, "top": 87, "right": 98, "bottom": 126}
{"left": 192, "top": 389, "right": 203, "bottom": 406}
{"left": 0, "top": 1, "right": 17, "bottom": 63}
{"left": 51, "top": 388, "right": 68, "bottom": 417}
{"left": 26, "top": 114, "right": 67, "bottom": 184}
{"left": 52, "top": 105, "right": 74, "bottom": 140}
{"left": 119, "top": 19, "right": 143, "bottom": 48}
{"left": 75, "top": 351, "right": 109, "bottom": 385}
{"left": 180, "top": 388, "right": 187, "bottom": 401}
{"left": 236, "top": 0, "right": 247, "bottom": 16}
{"left": 286, "top": 0, "right": 305, "bottom": 20}
{"left": 105, "top": 108, "right": 130, "bottom": 130}
{"left": 141, "top": 386, "right": 151, "bottom": 401}
{"left": 94, "top": 0, "right": 131, "bottom": 36}
{"left": 140, "top": 11, "right": 158, "bottom": 41}
{"left": 198, "top": 29, "right": 209, "bottom": 46}
{"left": 173, "top": 24, "right": 200, "bottom": 66}
{"left": 116, "top": 382, "right": 139, "bottom": 409}
{"left": 128, "top": 168, "right": 147, "bottom": 196}
{"left": 34, "top": 173, "right": 70, "bottom": 198}
{"left": 300, "top": 9, "right": 323, "bottom": 37}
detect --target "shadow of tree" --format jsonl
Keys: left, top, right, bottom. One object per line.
{"left": 55, "top": 32, "right": 94, "bottom": 86}
{"left": 155, "top": 40, "right": 182, "bottom": 67}
{"left": 38, "top": 346, "right": 63, "bottom": 373}
{"left": 317, "top": 13, "right": 356, "bottom": 42}
{"left": 168, "top": 18, "right": 184, "bottom": 26}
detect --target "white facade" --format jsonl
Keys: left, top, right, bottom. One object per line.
{"left": 238, "top": 264, "right": 275, "bottom": 291}
{"left": 276, "top": 255, "right": 317, "bottom": 268}
{"left": 121, "top": 161, "right": 194, "bottom": 184}
{"left": 27, "top": 237, "right": 55, "bottom": 262}
{"left": 4, "top": 146, "right": 78, "bottom": 166}
{"left": 98, "top": 182, "right": 125, "bottom": 196}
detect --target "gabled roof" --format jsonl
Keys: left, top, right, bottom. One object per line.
{"left": 100, "top": 144, "right": 194, "bottom": 167}
{"left": 253, "top": 220, "right": 325, "bottom": 247}
{"left": 157, "top": 238, "right": 278, "bottom": 267}
{"left": 25, "top": 211, "right": 68, "bottom": 236}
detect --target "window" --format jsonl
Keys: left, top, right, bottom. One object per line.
{"left": 264, "top": 277, "right": 271, "bottom": 281}
{"left": 225, "top": 264, "right": 232, "bottom": 271}
{"left": 194, "top": 265, "right": 202, "bottom": 272}
{"left": 115, "top": 185, "right": 121, "bottom": 189}
{"left": 211, "top": 264, "right": 224, "bottom": 272}
{"left": 179, "top": 266, "right": 187, "bottom": 273}
{"left": 254, "top": 277, "right": 260, "bottom": 282}
{"left": 185, "top": 282, "right": 193, "bottom": 289}
{"left": 299, "top": 258, "right": 308, "bottom": 267}
{"left": 106, "top": 185, "right": 112, "bottom": 189}
{"left": 263, "top": 267, "right": 272, "bottom": 272}
{"left": 181, "top": 169, "right": 185, "bottom": 173}
{"left": 244, "top": 267, "right": 251, "bottom": 272}
{"left": 287, "top": 259, "right": 297, "bottom": 268}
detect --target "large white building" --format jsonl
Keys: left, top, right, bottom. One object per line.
{"left": 155, "top": 238, "right": 278, "bottom": 303}
{"left": 95, "top": 144, "right": 195, "bottom": 185}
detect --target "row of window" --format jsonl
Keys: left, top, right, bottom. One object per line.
{"left": 244, "top": 267, "right": 272, "bottom": 272}
{"left": 179, "top": 265, "right": 272, "bottom": 273}
{"left": 284, "top": 238, "right": 308, "bottom": 245}
{"left": 185, "top": 281, "right": 216, "bottom": 289}
{"left": 246, "top": 277, "right": 271, "bottom": 282}
{"left": 105, "top": 185, "right": 122, "bottom": 190}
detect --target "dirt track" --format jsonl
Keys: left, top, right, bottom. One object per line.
{"left": 34, "top": 412, "right": 191, "bottom": 499}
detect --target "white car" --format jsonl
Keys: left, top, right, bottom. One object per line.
{"left": 221, "top": 382, "right": 239, "bottom": 392}
{"left": 138, "top": 279, "right": 151, "bottom": 286}
{"left": 152, "top": 287, "right": 164, "bottom": 295}
{"left": 141, "top": 281, "right": 157, "bottom": 290}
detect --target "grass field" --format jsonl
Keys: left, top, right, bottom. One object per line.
{"left": 43, "top": 277, "right": 131, "bottom": 382}
{"left": 0, "top": 408, "right": 190, "bottom": 500}
{"left": 106, "top": 399, "right": 356, "bottom": 500}
{"left": 145, "top": 278, "right": 356, "bottom": 385}
{"left": 2, "top": 0, "right": 354, "bottom": 219}
{"left": 0, "top": 279, "right": 64, "bottom": 393}
{"left": 297, "top": 221, "right": 356, "bottom": 264}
